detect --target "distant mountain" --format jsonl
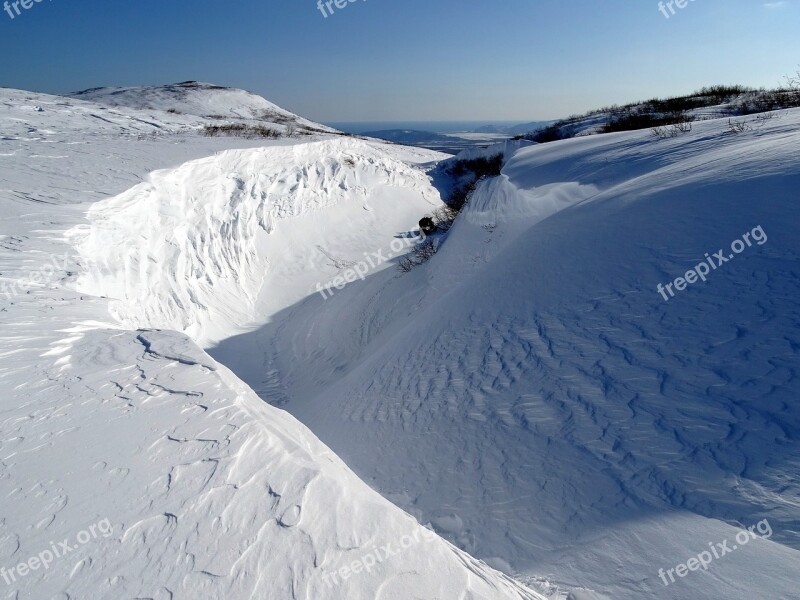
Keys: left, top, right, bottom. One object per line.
{"left": 472, "top": 121, "right": 551, "bottom": 135}
{"left": 360, "top": 129, "right": 455, "bottom": 144}
{"left": 360, "top": 129, "right": 513, "bottom": 155}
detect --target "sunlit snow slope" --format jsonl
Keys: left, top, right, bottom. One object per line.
{"left": 71, "top": 138, "right": 442, "bottom": 346}
{"left": 0, "top": 87, "right": 542, "bottom": 600}
{"left": 70, "top": 81, "right": 336, "bottom": 134}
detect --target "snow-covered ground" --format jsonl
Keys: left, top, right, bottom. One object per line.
{"left": 520, "top": 89, "right": 798, "bottom": 140}
{"left": 0, "top": 87, "right": 543, "bottom": 599}
{"left": 69, "top": 81, "right": 338, "bottom": 134}
{"left": 202, "top": 111, "right": 800, "bottom": 599}
{"left": 2, "top": 83, "right": 799, "bottom": 600}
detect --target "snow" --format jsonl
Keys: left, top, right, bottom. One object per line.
{"left": 207, "top": 110, "right": 800, "bottom": 599}
{"left": 2, "top": 80, "right": 799, "bottom": 600}
{"left": 69, "top": 81, "right": 337, "bottom": 134}
{"left": 0, "top": 86, "right": 542, "bottom": 600}
{"left": 1, "top": 322, "right": 541, "bottom": 599}
{"left": 69, "top": 138, "right": 443, "bottom": 347}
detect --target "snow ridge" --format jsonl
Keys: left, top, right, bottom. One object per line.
{"left": 70, "top": 138, "right": 440, "bottom": 346}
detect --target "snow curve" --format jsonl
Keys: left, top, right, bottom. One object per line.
{"left": 69, "top": 138, "right": 442, "bottom": 346}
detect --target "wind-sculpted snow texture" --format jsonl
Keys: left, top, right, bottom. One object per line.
{"left": 209, "top": 109, "right": 800, "bottom": 600}
{"left": 0, "top": 87, "right": 543, "bottom": 600}
{"left": 5, "top": 83, "right": 800, "bottom": 600}
{"left": 0, "top": 323, "right": 543, "bottom": 600}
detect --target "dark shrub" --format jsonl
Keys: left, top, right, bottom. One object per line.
{"left": 602, "top": 110, "right": 695, "bottom": 134}
{"left": 203, "top": 124, "right": 281, "bottom": 139}
{"left": 419, "top": 217, "right": 436, "bottom": 235}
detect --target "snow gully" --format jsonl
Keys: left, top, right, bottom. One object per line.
{"left": 315, "top": 235, "right": 417, "bottom": 300}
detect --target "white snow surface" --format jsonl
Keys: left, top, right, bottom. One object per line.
{"left": 70, "top": 138, "right": 442, "bottom": 347}
{"left": 0, "top": 87, "right": 542, "bottom": 600}
{"left": 204, "top": 111, "right": 798, "bottom": 599}
{"left": 4, "top": 82, "right": 800, "bottom": 600}
{"left": 69, "top": 81, "right": 336, "bottom": 134}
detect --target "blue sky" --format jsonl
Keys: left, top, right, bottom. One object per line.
{"left": 0, "top": 0, "right": 798, "bottom": 122}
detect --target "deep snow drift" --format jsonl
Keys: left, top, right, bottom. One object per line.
{"left": 92, "top": 107, "right": 796, "bottom": 600}
{"left": 70, "top": 138, "right": 443, "bottom": 347}
{"left": 0, "top": 87, "right": 543, "bottom": 600}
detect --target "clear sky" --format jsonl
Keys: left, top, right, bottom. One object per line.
{"left": 0, "top": 0, "right": 798, "bottom": 122}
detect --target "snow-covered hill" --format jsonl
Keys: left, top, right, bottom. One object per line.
{"left": 70, "top": 81, "right": 336, "bottom": 134}
{"left": 519, "top": 87, "right": 799, "bottom": 141}
{"left": 0, "top": 86, "right": 542, "bottom": 600}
